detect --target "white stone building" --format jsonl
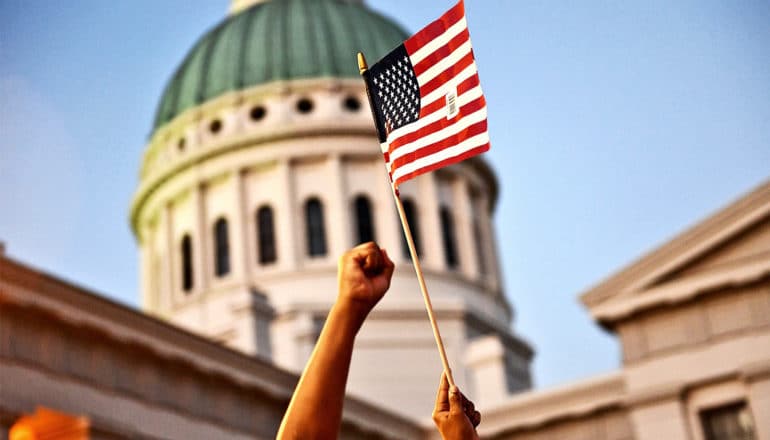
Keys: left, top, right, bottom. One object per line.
{"left": 128, "top": 0, "right": 533, "bottom": 420}
{"left": 1, "top": 1, "right": 768, "bottom": 439}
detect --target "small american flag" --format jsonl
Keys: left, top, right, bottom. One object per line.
{"left": 363, "top": 0, "right": 489, "bottom": 187}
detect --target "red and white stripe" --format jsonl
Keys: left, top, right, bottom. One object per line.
{"left": 384, "top": 0, "right": 490, "bottom": 187}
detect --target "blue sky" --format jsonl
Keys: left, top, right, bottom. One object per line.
{"left": 1, "top": 0, "right": 769, "bottom": 390}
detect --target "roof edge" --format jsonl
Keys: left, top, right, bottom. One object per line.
{"left": 0, "top": 252, "right": 427, "bottom": 436}
{"left": 580, "top": 178, "right": 770, "bottom": 309}
{"left": 477, "top": 371, "right": 625, "bottom": 437}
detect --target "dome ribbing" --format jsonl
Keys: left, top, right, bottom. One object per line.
{"left": 152, "top": 0, "right": 409, "bottom": 132}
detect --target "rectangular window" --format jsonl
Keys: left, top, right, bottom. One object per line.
{"left": 700, "top": 402, "right": 756, "bottom": 440}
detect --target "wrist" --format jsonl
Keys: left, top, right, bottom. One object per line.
{"left": 331, "top": 298, "right": 371, "bottom": 333}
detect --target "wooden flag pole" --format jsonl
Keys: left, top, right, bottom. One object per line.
{"left": 390, "top": 186, "right": 457, "bottom": 389}
{"left": 358, "top": 52, "right": 456, "bottom": 388}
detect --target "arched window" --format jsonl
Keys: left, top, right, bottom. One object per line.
{"left": 214, "top": 217, "right": 230, "bottom": 277}
{"left": 354, "top": 195, "right": 375, "bottom": 245}
{"left": 440, "top": 206, "right": 459, "bottom": 269}
{"left": 181, "top": 234, "right": 194, "bottom": 292}
{"left": 305, "top": 198, "right": 327, "bottom": 257}
{"left": 401, "top": 198, "right": 422, "bottom": 258}
{"left": 256, "top": 205, "right": 277, "bottom": 264}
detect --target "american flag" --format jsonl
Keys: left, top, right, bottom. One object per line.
{"left": 363, "top": 0, "right": 489, "bottom": 188}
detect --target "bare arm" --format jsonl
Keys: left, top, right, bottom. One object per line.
{"left": 276, "top": 242, "right": 395, "bottom": 440}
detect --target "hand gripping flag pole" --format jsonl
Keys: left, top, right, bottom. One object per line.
{"left": 357, "top": 0, "right": 491, "bottom": 389}
{"left": 359, "top": 51, "right": 457, "bottom": 388}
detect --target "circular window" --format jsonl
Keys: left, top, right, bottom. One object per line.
{"left": 296, "top": 98, "right": 314, "bottom": 114}
{"left": 209, "top": 119, "right": 222, "bottom": 134}
{"left": 250, "top": 105, "right": 266, "bottom": 121}
{"left": 343, "top": 96, "right": 361, "bottom": 112}
{"left": 177, "top": 137, "right": 186, "bottom": 151}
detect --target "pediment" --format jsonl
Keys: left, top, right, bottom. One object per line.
{"left": 581, "top": 179, "right": 770, "bottom": 324}
{"left": 657, "top": 214, "right": 770, "bottom": 283}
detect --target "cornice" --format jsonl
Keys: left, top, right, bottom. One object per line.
{"left": 0, "top": 255, "right": 296, "bottom": 398}
{"left": 580, "top": 178, "right": 770, "bottom": 312}
{"left": 477, "top": 359, "right": 770, "bottom": 439}
{"left": 591, "top": 258, "right": 770, "bottom": 325}
{"left": 477, "top": 371, "right": 625, "bottom": 437}
{"left": 130, "top": 127, "right": 378, "bottom": 241}
{"left": 625, "top": 363, "right": 770, "bottom": 408}
{"left": 464, "top": 312, "right": 534, "bottom": 359}
{"left": 741, "top": 359, "right": 770, "bottom": 383}
{"left": 623, "top": 381, "right": 685, "bottom": 408}
{"left": 0, "top": 254, "right": 427, "bottom": 438}
{"left": 132, "top": 76, "right": 500, "bottom": 243}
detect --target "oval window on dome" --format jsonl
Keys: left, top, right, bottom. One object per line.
{"left": 209, "top": 119, "right": 223, "bottom": 134}
{"left": 296, "top": 98, "right": 314, "bottom": 114}
{"left": 250, "top": 105, "right": 267, "bottom": 121}
{"left": 343, "top": 96, "right": 361, "bottom": 112}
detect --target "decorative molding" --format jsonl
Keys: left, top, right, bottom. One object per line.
{"left": 741, "top": 359, "right": 770, "bottom": 382}
{"left": 625, "top": 381, "right": 685, "bottom": 407}
{"left": 591, "top": 261, "right": 770, "bottom": 324}
{"left": 581, "top": 179, "right": 770, "bottom": 310}
{"left": 477, "top": 372, "right": 626, "bottom": 438}
{"left": 0, "top": 254, "right": 426, "bottom": 439}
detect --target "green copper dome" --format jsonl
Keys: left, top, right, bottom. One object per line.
{"left": 152, "top": 0, "right": 409, "bottom": 132}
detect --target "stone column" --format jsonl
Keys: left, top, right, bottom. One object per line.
{"left": 139, "top": 227, "right": 153, "bottom": 311}
{"left": 418, "top": 173, "right": 444, "bottom": 270}
{"left": 478, "top": 193, "right": 501, "bottom": 292}
{"left": 150, "top": 229, "right": 161, "bottom": 311}
{"left": 230, "top": 291, "right": 274, "bottom": 358}
{"left": 161, "top": 203, "right": 175, "bottom": 310}
{"left": 452, "top": 177, "right": 476, "bottom": 279}
{"left": 276, "top": 159, "right": 298, "bottom": 270}
{"left": 464, "top": 335, "right": 509, "bottom": 406}
{"left": 229, "top": 170, "right": 248, "bottom": 281}
{"left": 193, "top": 183, "right": 209, "bottom": 291}
{"left": 327, "top": 154, "right": 352, "bottom": 256}
{"left": 377, "top": 164, "right": 402, "bottom": 257}
{"left": 251, "top": 291, "right": 275, "bottom": 359}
